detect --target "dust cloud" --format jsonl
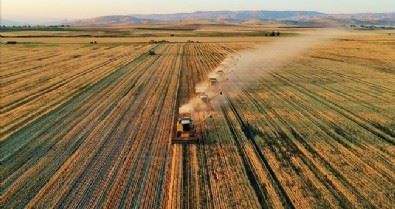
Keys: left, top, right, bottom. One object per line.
{"left": 219, "top": 29, "right": 349, "bottom": 94}
{"left": 179, "top": 97, "right": 210, "bottom": 114}
{"left": 180, "top": 29, "right": 349, "bottom": 115}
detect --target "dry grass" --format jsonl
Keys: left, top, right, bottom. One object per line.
{"left": 1, "top": 29, "right": 394, "bottom": 209}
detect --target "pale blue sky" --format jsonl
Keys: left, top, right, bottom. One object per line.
{"left": 2, "top": 0, "right": 395, "bottom": 20}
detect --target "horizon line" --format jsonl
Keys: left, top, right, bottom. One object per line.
{"left": 3, "top": 9, "right": 394, "bottom": 24}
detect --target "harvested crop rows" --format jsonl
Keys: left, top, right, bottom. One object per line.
{"left": 1, "top": 42, "right": 248, "bottom": 209}
{"left": 1, "top": 44, "right": 153, "bottom": 141}
{"left": 166, "top": 43, "right": 265, "bottom": 209}
{"left": 1, "top": 34, "right": 394, "bottom": 209}
{"left": 166, "top": 35, "right": 395, "bottom": 209}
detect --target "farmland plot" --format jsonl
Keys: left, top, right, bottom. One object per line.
{"left": 167, "top": 34, "right": 395, "bottom": 209}
{"left": 1, "top": 44, "right": 153, "bottom": 141}
{"left": 166, "top": 43, "right": 264, "bottom": 209}
{"left": 1, "top": 42, "right": 247, "bottom": 209}
{"left": 1, "top": 33, "right": 394, "bottom": 209}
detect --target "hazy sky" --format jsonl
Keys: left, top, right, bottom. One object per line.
{"left": 2, "top": 0, "right": 395, "bottom": 20}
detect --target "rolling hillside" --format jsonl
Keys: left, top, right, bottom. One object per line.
{"left": 69, "top": 11, "right": 395, "bottom": 26}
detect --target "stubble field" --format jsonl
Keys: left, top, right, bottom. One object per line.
{"left": 1, "top": 29, "right": 394, "bottom": 209}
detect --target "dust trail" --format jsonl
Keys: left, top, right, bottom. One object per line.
{"left": 219, "top": 29, "right": 349, "bottom": 94}
{"left": 181, "top": 29, "right": 350, "bottom": 115}
{"left": 179, "top": 97, "right": 210, "bottom": 114}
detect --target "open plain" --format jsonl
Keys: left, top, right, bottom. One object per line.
{"left": 1, "top": 26, "right": 394, "bottom": 209}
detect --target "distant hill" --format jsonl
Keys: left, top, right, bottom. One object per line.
{"left": 66, "top": 11, "right": 395, "bottom": 26}
{"left": 71, "top": 11, "right": 326, "bottom": 25}
{"left": 132, "top": 11, "right": 325, "bottom": 21}
{"left": 71, "top": 16, "right": 154, "bottom": 25}
{"left": 332, "top": 12, "right": 395, "bottom": 26}
{"left": 4, "top": 11, "right": 394, "bottom": 27}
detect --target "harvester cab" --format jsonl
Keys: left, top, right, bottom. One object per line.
{"left": 173, "top": 113, "right": 198, "bottom": 144}
{"left": 199, "top": 92, "right": 209, "bottom": 103}
{"left": 208, "top": 77, "right": 218, "bottom": 86}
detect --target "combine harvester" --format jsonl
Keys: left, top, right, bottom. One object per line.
{"left": 199, "top": 92, "right": 209, "bottom": 103}
{"left": 208, "top": 77, "right": 218, "bottom": 86}
{"left": 172, "top": 113, "right": 198, "bottom": 144}
{"left": 172, "top": 70, "right": 225, "bottom": 144}
{"left": 172, "top": 111, "right": 215, "bottom": 144}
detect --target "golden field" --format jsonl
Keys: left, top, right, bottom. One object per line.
{"left": 1, "top": 27, "right": 394, "bottom": 209}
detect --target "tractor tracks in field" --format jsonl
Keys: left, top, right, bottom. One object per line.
{"left": 271, "top": 72, "right": 395, "bottom": 146}
{"left": 239, "top": 89, "right": 368, "bottom": 208}
{"left": 221, "top": 95, "right": 295, "bottom": 209}
{"left": 1, "top": 44, "right": 165, "bottom": 209}
{"left": 229, "top": 68, "right": 394, "bottom": 208}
